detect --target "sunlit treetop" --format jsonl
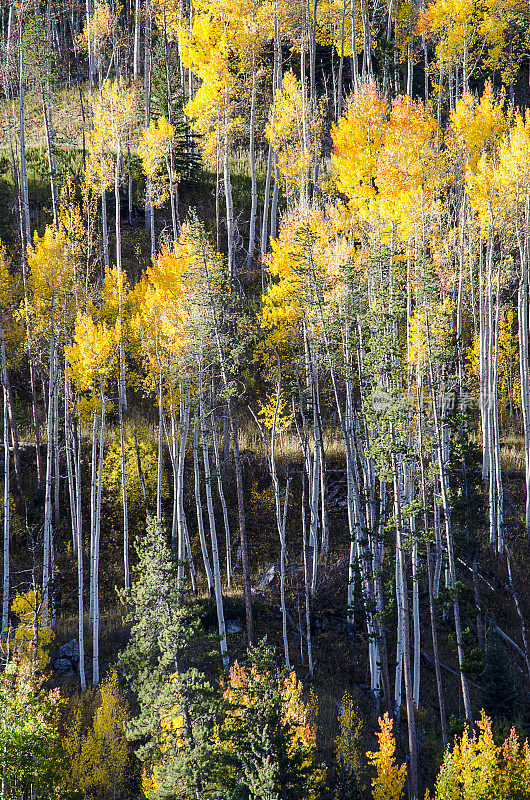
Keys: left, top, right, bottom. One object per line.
{"left": 79, "top": 0, "right": 118, "bottom": 53}
{"left": 331, "top": 83, "right": 388, "bottom": 219}
{"left": 314, "top": 0, "right": 365, "bottom": 57}
{"left": 449, "top": 82, "right": 507, "bottom": 173}
{"left": 138, "top": 117, "right": 180, "bottom": 208}
{"left": 66, "top": 312, "right": 118, "bottom": 398}
{"left": 265, "top": 71, "right": 324, "bottom": 208}
{"left": 86, "top": 79, "right": 138, "bottom": 190}
{"left": 376, "top": 96, "right": 440, "bottom": 233}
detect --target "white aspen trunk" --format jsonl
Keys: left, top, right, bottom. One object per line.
{"left": 251, "top": 375, "right": 292, "bottom": 668}
{"left": 417, "top": 379, "right": 448, "bottom": 746}
{"left": 193, "top": 420, "right": 214, "bottom": 593}
{"left": 198, "top": 365, "right": 229, "bottom": 675}
{"left": 350, "top": 0, "right": 358, "bottom": 87}
{"left": 65, "top": 374, "right": 86, "bottom": 690}
{"left": 101, "top": 189, "right": 110, "bottom": 271}
{"left": 426, "top": 316, "right": 473, "bottom": 725}
{"left": 65, "top": 376, "right": 78, "bottom": 560}
{"left": 433, "top": 476, "right": 442, "bottom": 599}
{"left": 260, "top": 142, "right": 273, "bottom": 267}
{"left": 301, "top": 472, "right": 314, "bottom": 675}
{"left": 93, "top": 388, "right": 106, "bottom": 687}
{"left": 42, "top": 93, "right": 58, "bottom": 228}
{"left": 157, "top": 373, "right": 163, "bottom": 522}
{"left": 43, "top": 318, "right": 55, "bottom": 626}
{"left": 412, "top": 534, "right": 420, "bottom": 709}
{"left": 1, "top": 328, "right": 9, "bottom": 636}
{"left": 270, "top": 378, "right": 291, "bottom": 668}
{"left": 168, "top": 409, "right": 178, "bottom": 549}
{"left": 487, "top": 242, "right": 496, "bottom": 547}
{"left": 53, "top": 358, "right": 60, "bottom": 532}
{"left": 337, "top": 0, "right": 346, "bottom": 119}
{"left": 309, "top": 421, "right": 320, "bottom": 598}
{"left": 118, "top": 380, "right": 129, "bottom": 589}
{"left": 176, "top": 388, "right": 191, "bottom": 583}
{"left": 300, "top": 30, "right": 309, "bottom": 206}
{"left": 270, "top": 155, "right": 280, "bottom": 241}
{"left": 133, "top": 0, "right": 140, "bottom": 79}
{"left": 246, "top": 49, "right": 258, "bottom": 270}
{"left": 392, "top": 449, "right": 418, "bottom": 799}
{"left": 18, "top": 21, "right": 31, "bottom": 246}
{"left": 223, "top": 121, "right": 235, "bottom": 282}
{"left": 394, "top": 536, "right": 404, "bottom": 721}
{"left": 492, "top": 265, "right": 503, "bottom": 553}
{"left": 89, "top": 409, "right": 98, "bottom": 627}
{"left": 404, "top": 456, "right": 420, "bottom": 710}
{"left": 479, "top": 241, "right": 490, "bottom": 482}
{"left": 165, "top": 403, "right": 197, "bottom": 593}
{"left": 211, "top": 415, "right": 231, "bottom": 588}
{"left": 518, "top": 272, "right": 530, "bottom": 533}
{"left": 75, "top": 413, "right": 86, "bottom": 690}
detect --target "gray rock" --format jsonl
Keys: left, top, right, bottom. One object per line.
{"left": 226, "top": 620, "right": 242, "bottom": 634}
{"left": 256, "top": 564, "right": 280, "bottom": 590}
{"left": 54, "top": 658, "right": 75, "bottom": 678}
{"left": 59, "top": 639, "right": 80, "bottom": 665}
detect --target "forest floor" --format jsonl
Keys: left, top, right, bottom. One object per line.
{"left": 41, "top": 433, "right": 530, "bottom": 797}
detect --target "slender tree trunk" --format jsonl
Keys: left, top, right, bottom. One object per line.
{"left": 1, "top": 327, "right": 9, "bottom": 636}
{"left": 246, "top": 50, "right": 258, "bottom": 270}
{"left": 211, "top": 413, "right": 232, "bottom": 588}
{"left": 93, "top": 387, "right": 106, "bottom": 687}
{"left": 42, "top": 315, "right": 55, "bottom": 626}
{"left": 198, "top": 363, "right": 229, "bottom": 674}
{"left": 301, "top": 470, "right": 314, "bottom": 675}
{"left": 193, "top": 419, "right": 214, "bottom": 594}
{"left": 392, "top": 448, "right": 418, "bottom": 800}
{"left": 426, "top": 315, "right": 473, "bottom": 726}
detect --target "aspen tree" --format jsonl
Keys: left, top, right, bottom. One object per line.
{"left": 138, "top": 116, "right": 180, "bottom": 240}
{"left": 67, "top": 312, "right": 118, "bottom": 686}
{"left": 0, "top": 247, "right": 17, "bottom": 638}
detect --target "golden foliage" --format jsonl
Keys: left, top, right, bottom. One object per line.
{"left": 63, "top": 669, "right": 130, "bottom": 800}
{"left": 366, "top": 713, "right": 407, "bottom": 800}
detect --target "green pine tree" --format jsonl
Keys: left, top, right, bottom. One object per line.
{"left": 119, "top": 516, "right": 216, "bottom": 799}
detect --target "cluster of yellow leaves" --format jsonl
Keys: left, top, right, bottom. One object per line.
{"left": 28, "top": 226, "right": 73, "bottom": 311}
{"left": 0, "top": 242, "right": 23, "bottom": 370}
{"left": 366, "top": 712, "right": 407, "bottom": 800}
{"left": 138, "top": 117, "right": 179, "bottom": 207}
{"left": 332, "top": 84, "right": 440, "bottom": 234}
{"left": 449, "top": 83, "right": 507, "bottom": 172}
{"left": 79, "top": 0, "right": 118, "bottom": 53}
{"left": 409, "top": 299, "right": 453, "bottom": 367}
{"left": 8, "top": 591, "right": 52, "bottom": 672}
{"left": 63, "top": 670, "right": 130, "bottom": 800}
{"left": 468, "top": 310, "right": 520, "bottom": 415}
{"left": 419, "top": 0, "right": 530, "bottom": 84}
{"left": 67, "top": 312, "right": 118, "bottom": 398}
{"left": 179, "top": 7, "right": 243, "bottom": 164}
{"left": 332, "top": 83, "right": 388, "bottom": 218}
{"left": 261, "top": 207, "right": 353, "bottom": 355}
{"left": 266, "top": 71, "right": 323, "bottom": 207}
{"left": 334, "top": 691, "right": 364, "bottom": 797}
{"left": 315, "top": 0, "right": 364, "bottom": 57}
{"left": 434, "top": 711, "right": 530, "bottom": 799}
{"left": 130, "top": 222, "right": 225, "bottom": 410}
{"left": 258, "top": 393, "right": 294, "bottom": 434}
{"left": 86, "top": 79, "right": 137, "bottom": 191}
